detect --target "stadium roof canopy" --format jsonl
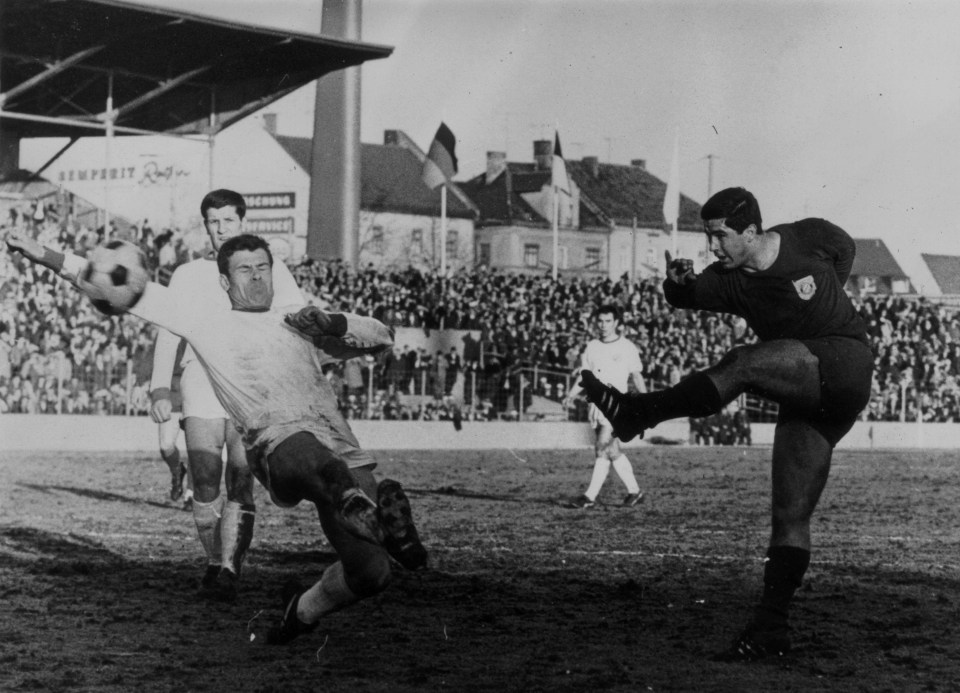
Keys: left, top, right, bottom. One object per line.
{"left": 0, "top": 0, "right": 392, "bottom": 140}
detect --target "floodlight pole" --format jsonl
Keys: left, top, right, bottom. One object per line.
{"left": 208, "top": 89, "right": 217, "bottom": 189}
{"left": 104, "top": 71, "right": 114, "bottom": 236}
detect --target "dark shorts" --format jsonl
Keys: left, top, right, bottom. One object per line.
{"left": 255, "top": 431, "right": 342, "bottom": 508}
{"left": 777, "top": 336, "right": 874, "bottom": 447}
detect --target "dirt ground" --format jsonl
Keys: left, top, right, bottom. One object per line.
{"left": 2, "top": 444, "right": 960, "bottom": 692}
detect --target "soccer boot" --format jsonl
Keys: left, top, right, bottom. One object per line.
{"left": 713, "top": 625, "right": 791, "bottom": 662}
{"left": 564, "top": 494, "right": 596, "bottom": 509}
{"left": 377, "top": 479, "right": 428, "bottom": 570}
{"left": 622, "top": 491, "right": 645, "bottom": 507}
{"left": 213, "top": 567, "right": 239, "bottom": 603}
{"left": 579, "top": 370, "right": 652, "bottom": 442}
{"left": 338, "top": 487, "right": 383, "bottom": 546}
{"left": 197, "top": 564, "right": 221, "bottom": 598}
{"left": 266, "top": 581, "right": 318, "bottom": 645}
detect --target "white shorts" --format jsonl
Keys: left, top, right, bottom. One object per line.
{"left": 179, "top": 359, "right": 227, "bottom": 420}
{"left": 588, "top": 403, "right": 613, "bottom": 431}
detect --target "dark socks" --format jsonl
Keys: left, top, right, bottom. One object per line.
{"left": 752, "top": 546, "right": 811, "bottom": 631}
{"left": 642, "top": 371, "right": 724, "bottom": 423}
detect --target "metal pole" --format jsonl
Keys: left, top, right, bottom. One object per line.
{"left": 104, "top": 72, "right": 114, "bottom": 236}
{"left": 440, "top": 184, "right": 448, "bottom": 275}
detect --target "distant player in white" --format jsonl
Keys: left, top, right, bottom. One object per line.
{"left": 148, "top": 189, "right": 304, "bottom": 601}
{"left": 562, "top": 303, "right": 646, "bottom": 508}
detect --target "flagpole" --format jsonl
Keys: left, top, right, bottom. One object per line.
{"left": 552, "top": 183, "right": 559, "bottom": 281}
{"left": 441, "top": 183, "right": 448, "bottom": 276}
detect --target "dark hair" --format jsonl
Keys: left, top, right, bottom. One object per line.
{"left": 700, "top": 187, "right": 762, "bottom": 234}
{"left": 594, "top": 303, "right": 622, "bottom": 323}
{"left": 201, "top": 189, "right": 246, "bottom": 220}
{"left": 217, "top": 234, "right": 272, "bottom": 275}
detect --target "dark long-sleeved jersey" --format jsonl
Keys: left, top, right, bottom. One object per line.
{"left": 663, "top": 218, "right": 868, "bottom": 344}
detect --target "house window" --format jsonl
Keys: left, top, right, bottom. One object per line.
{"left": 558, "top": 245, "right": 569, "bottom": 269}
{"left": 478, "top": 242, "right": 491, "bottom": 266}
{"left": 585, "top": 246, "right": 601, "bottom": 268}
{"left": 371, "top": 225, "right": 384, "bottom": 254}
{"left": 410, "top": 228, "right": 423, "bottom": 254}
{"left": 524, "top": 243, "right": 540, "bottom": 268}
{"left": 445, "top": 229, "right": 459, "bottom": 260}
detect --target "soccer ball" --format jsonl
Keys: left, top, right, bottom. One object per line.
{"left": 80, "top": 240, "right": 150, "bottom": 315}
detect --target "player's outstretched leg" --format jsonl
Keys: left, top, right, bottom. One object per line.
{"left": 579, "top": 370, "right": 652, "bottom": 442}
{"left": 581, "top": 369, "right": 725, "bottom": 442}
{"left": 377, "top": 479, "right": 428, "bottom": 570}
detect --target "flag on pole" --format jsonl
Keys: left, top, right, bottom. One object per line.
{"left": 662, "top": 128, "right": 680, "bottom": 229}
{"left": 421, "top": 122, "right": 458, "bottom": 190}
{"left": 552, "top": 131, "right": 570, "bottom": 195}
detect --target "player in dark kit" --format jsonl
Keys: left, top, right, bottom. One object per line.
{"left": 580, "top": 187, "right": 874, "bottom": 661}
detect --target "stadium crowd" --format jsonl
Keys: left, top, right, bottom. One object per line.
{"left": 3, "top": 214, "right": 960, "bottom": 425}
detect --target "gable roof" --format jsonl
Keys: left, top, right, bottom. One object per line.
{"left": 565, "top": 159, "right": 701, "bottom": 230}
{"left": 457, "top": 167, "right": 557, "bottom": 227}
{"left": 272, "top": 135, "right": 476, "bottom": 220}
{"left": 458, "top": 157, "right": 701, "bottom": 231}
{"left": 851, "top": 238, "right": 909, "bottom": 279}
{"left": 922, "top": 254, "right": 960, "bottom": 295}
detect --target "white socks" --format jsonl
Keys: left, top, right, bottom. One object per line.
{"left": 584, "top": 457, "right": 611, "bottom": 500}
{"left": 220, "top": 500, "right": 256, "bottom": 575}
{"left": 297, "top": 562, "right": 357, "bottom": 624}
{"left": 612, "top": 454, "right": 641, "bottom": 494}
{"left": 192, "top": 495, "right": 223, "bottom": 566}
{"left": 586, "top": 455, "right": 640, "bottom": 499}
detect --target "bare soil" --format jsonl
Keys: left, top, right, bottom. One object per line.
{"left": 2, "top": 445, "right": 960, "bottom": 692}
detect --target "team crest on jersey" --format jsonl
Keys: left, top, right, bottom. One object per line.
{"left": 792, "top": 275, "right": 817, "bottom": 300}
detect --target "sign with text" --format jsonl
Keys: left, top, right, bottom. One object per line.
{"left": 246, "top": 217, "right": 294, "bottom": 235}
{"left": 245, "top": 192, "right": 296, "bottom": 210}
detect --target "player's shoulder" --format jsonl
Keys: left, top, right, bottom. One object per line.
{"left": 271, "top": 259, "right": 295, "bottom": 277}
{"left": 170, "top": 256, "right": 216, "bottom": 279}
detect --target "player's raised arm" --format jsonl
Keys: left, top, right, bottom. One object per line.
{"left": 5, "top": 229, "right": 75, "bottom": 278}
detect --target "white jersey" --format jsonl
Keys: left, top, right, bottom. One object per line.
{"left": 579, "top": 336, "right": 643, "bottom": 429}
{"left": 127, "top": 282, "right": 391, "bottom": 459}
{"left": 149, "top": 255, "right": 303, "bottom": 418}
{"left": 60, "top": 254, "right": 390, "bottom": 494}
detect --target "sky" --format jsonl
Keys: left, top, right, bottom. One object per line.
{"left": 130, "top": 0, "right": 960, "bottom": 289}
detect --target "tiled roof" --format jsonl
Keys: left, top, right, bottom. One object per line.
{"left": 851, "top": 238, "right": 908, "bottom": 279}
{"left": 458, "top": 158, "right": 701, "bottom": 231}
{"left": 457, "top": 170, "right": 552, "bottom": 226}
{"left": 273, "top": 135, "right": 475, "bottom": 219}
{"left": 922, "top": 253, "right": 960, "bottom": 294}
{"left": 564, "top": 159, "right": 701, "bottom": 230}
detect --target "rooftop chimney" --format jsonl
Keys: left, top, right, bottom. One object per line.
{"left": 384, "top": 130, "right": 400, "bottom": 145}
{"left": 583, "top": 156, "right": 599, "bottom": 178}
{"left": 533, "top": 139, "right": 552, "bottom": 170}
{"left": 630, "top": 158, "right": 646, "bottom": 170}
{"left": 486, "top": 151, "right": 507, "bottom": 184}
{"left": 262, "top": 113, "right": 277, "bottom": 135}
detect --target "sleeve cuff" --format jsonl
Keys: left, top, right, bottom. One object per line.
{"left": 38, "top": 248, "right": 65, "bottom": 273}
{"left": 326, "top": 313, "right": 347, "bottom": 337}
{"left": 149, "top": 387, "right": 171, "bottom": 404}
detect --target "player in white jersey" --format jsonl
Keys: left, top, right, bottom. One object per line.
{"left": 562, "top": 303, "right": 646, "bottom": 508}
{"left": 148, "top": 189, "right": 305, "bottom": 602}
{"left": 8, "top": 232, "right": 423, "bottom": 645}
